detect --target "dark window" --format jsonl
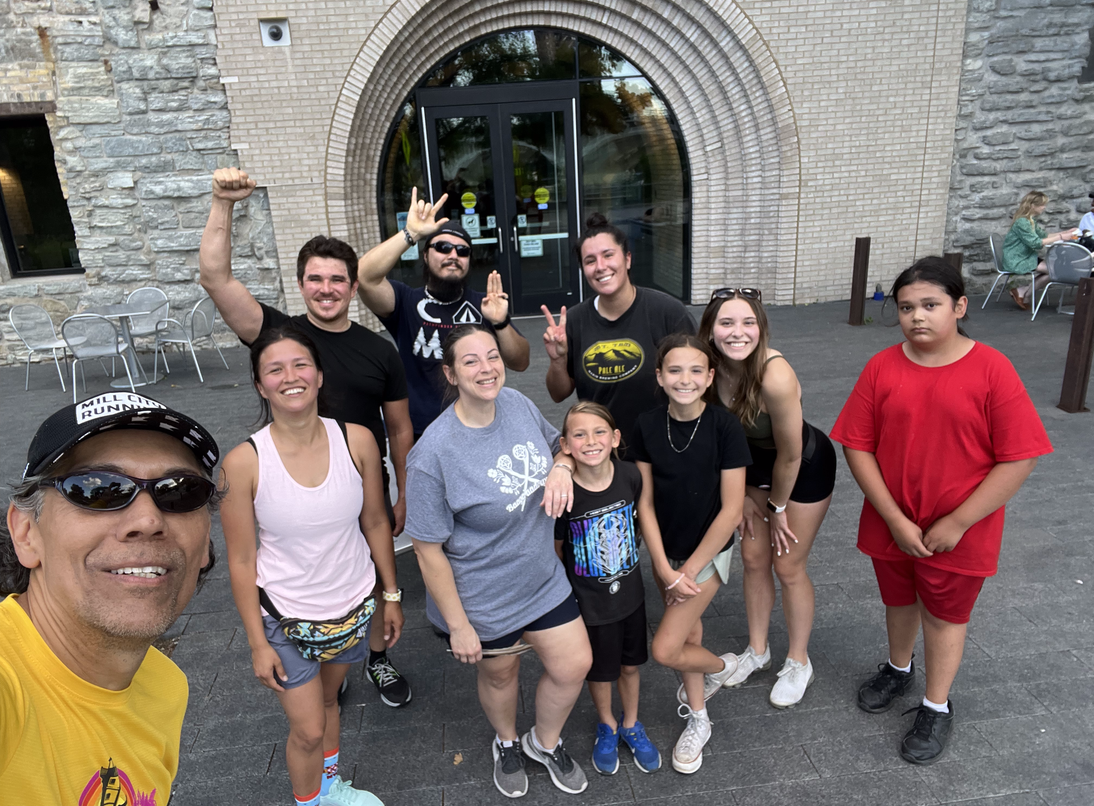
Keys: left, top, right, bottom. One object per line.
{"left": 0, "top": 116, "right": 81, "bottom": 277}
{"left": 1082, "top": 27, "right": 1094, "bottom": 84}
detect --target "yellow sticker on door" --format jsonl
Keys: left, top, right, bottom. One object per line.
{"left": 461, "top": 191, "right": 477, "bottom": 209}
{"left": 534, "top": 187, "right": 550, "bottom": 204}
{"left": 582, "top": 339, "right": 644, "bottom": 382}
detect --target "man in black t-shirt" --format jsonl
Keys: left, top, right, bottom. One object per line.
{"left": 356, "top": 190, "right": 530, "bottom": 436}
{"left": 199, "top": 168, "right": 414, "bottom": 708}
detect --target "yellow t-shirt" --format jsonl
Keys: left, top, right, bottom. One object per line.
{"left": 0, "top": 595, "right": 188, "bottom": 805}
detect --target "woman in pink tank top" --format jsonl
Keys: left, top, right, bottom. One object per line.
{"left": 219, "top": 325, "right": 402, "bottom": 806}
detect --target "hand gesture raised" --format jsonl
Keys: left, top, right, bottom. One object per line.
{"left": 212, "top": 167, "right": 256, "bottom": 202}
{"left": 541, "top": 305, "right": 568, "bottom": 361}
{"left": 405, "top": 187, "right": 449, "bottom": 241}
{"left": 481, "top": 270, "right": 509, "bottom": 325}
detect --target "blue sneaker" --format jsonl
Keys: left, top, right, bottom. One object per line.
{"left": 619, "top": 720, "right": 662, "bottom": 773}
{"left": 591, "top": 722, "right": 620, "bottom": 775}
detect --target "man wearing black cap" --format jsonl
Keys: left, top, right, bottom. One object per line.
{"left": 0, "top": 392, "right": 219, "bottom": 803}
{"left": 356, "top": 190, "right": 531, "bottom": 437}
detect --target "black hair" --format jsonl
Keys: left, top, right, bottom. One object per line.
{"left": 890, "top": 256, "right": 969, "bottom": 337}
{"left": 440, "top": 323, "right": 500, "bottom": 403}
{"left": 248, "top": 324, "right": 327, "bottom": 426}
{"left": 575, "top": 213, "right": 630, "bottom": 263}
{"left": 296, "top": 235, "right": 359, "bottom": 285}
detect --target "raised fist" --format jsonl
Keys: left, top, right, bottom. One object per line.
{"left": 212, "top": 167, "right": 256, "bottom": 202}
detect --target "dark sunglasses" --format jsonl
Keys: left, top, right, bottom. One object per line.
{"left": 710, "top": 287, "right": 762, "bottom": 302}
{"left": 429, "top": 241, "right": 471, "bottom": 258}
{"left": 43, "top": 471, "right": 216, "bottom": 513}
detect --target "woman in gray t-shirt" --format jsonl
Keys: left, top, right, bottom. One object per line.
{"left": 407, "top": 324, "right": 593, "bottom": 798}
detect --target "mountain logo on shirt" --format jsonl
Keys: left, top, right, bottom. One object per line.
{"left": 582, "top": 339, "right": 644, "bottom": 382}
{"left": 79, "top": 758, "right": 158, "bottom": 805}
{"left": 453, "top": 301, "right": 483, "bottom": 325}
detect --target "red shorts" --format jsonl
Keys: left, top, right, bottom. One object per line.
{"left": 871, "top": 558, "right": 985, "bottom": 624}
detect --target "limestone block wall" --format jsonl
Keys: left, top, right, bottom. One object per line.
{"left": 0, "top": 0, "right": 283, "bottom": 367}
{"left": 945, "top": 0, "right": 1094, "bottom": 282}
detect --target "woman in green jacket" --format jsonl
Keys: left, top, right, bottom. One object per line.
{"left": 1001, "top": 191, "right": 1078, "bottom": 310}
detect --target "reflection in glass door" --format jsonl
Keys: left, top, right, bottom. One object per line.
{"left": 421, "top": 94, "right": 579, "bottom": 315}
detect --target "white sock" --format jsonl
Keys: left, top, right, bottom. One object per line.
{"left": 922, "top": 696, "right": 949, "bottom": 713}
{"left": 530, "top": 726, "right": 558, "bottom": 753}
{"left": 496, "top": 734, "right": 516, "bottom": 748}
{"left": 888, "top": 658, "right": 912, "bottom": 673}
{"left": 692, "top": 706, "right": 709, "bottom": 721}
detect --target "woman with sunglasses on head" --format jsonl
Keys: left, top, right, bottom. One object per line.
{"left": 697, "top": 288, "right": 837, "bottom": 709}
{"left": 543, "top": 213, "right": 696, "bottom": 456}
{"left": 219, "top": 325, "right": 402, "bottom": 806}
{"left": 406, "top": 324, "right": 592, "bottom": 799}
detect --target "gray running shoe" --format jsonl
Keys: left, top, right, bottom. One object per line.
{"left": 492, "top": 739, "right": 528, "bottom": 798}
{"left": 521, "top": 731, "right": 589, "bottom": 794}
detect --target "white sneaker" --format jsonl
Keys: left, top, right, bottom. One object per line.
{"left": 725, "top": 644, "right": 772, "bottom": 688}
{"left": 671, "top": 704, "right": 712, "bottom": 774}
{"left": 675, "top": 652, "right": 740, "bottom": 706}
{"left": 769, "top": 657, "right": 814, "bottom": 709}
{"left": 320, "top": 775, "right": 384, "bottom": 806}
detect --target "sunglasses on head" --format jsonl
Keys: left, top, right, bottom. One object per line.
{"left": 43, "top": 471, "right": 216, "bottom": 513}
{"left": 429, "top": 241, "right": 471, "bottom": 258}
{"left": 710, "top": 287, "right": 762, "bottom": 302}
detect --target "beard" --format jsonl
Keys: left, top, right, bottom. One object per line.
{"left": 423, "top": 262, "right": 467, "bottom": 302}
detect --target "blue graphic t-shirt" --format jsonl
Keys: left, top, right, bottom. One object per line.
{"left": 554, "top": 458, "right": 645, "bottom": 626}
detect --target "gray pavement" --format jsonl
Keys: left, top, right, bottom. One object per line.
{"left": 2, "top": 296, "right": 1092, "bottom": 805}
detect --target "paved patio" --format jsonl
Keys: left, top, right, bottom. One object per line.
{"left": 2, "top": 295, "right": 1092, "bottom": 805}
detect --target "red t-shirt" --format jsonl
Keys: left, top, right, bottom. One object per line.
{"left": 830, "top": 342, "right": 1052, "bottom": 577}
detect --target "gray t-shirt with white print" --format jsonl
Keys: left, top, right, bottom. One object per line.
{"left": 405, "top": 387, "right": 573, "bottom": 641}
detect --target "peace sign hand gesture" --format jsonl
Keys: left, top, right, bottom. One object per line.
{"left": 405, "top": 187, "right": 449, "bottom": 242}
{"left": 482, "top": 271, "right": 510, "bottom": 325}
{"left": 541, "top": 306, "right": 568, "bottom": 361}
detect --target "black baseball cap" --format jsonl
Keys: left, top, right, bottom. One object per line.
{"left": 24, "top": 392, "right": 220, "bottom": 480}
{"left": 424, "top": 222, "right": 472, "bottom": 249}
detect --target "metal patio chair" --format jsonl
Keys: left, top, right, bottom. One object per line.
{"left": 982, "top": 232, "right": 1017, "bottom": 309}
{"left": 61, "top": 314, "right": 136, "bottom": 403}
{"left": 154, "top": 297, "right": 230, "bottom": 383}
{"left": 8, "top": 303, "right": 71, "bottom": 392}
{"left": 1032, "top": 242, "right": 1094, "bottom": 321}
{"left": 125, "top": 287, "right": 170, "bottom": 339}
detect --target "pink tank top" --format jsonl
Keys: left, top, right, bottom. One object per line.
{"left": 252, "top": 417, "right": 376, "bottom": 620}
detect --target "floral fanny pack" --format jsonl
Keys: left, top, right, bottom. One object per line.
{"left": 259, "top": 587, "right": 375, "bottom": 663}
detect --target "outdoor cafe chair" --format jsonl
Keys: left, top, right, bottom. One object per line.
{"left": 982, "top": 232, "right": 1018, "bottom": 309}
{"left": 125, "top": 286, "right": 170, "bottom": 340}
{"left": 61, "top": 314, "right": 136, "bottom": 403}
{"left": 8, "top": 303, "right": 71, "bottom": 392}
{"left": 1033, "top": 242, "right": 1094, "bottom": 321}
{"left": 154, "top": 297, "right": 230, "bottom": 384}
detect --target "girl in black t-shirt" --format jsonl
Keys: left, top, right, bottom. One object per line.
{"left": 631, "top": 334, "right": 751, "bottom": 775}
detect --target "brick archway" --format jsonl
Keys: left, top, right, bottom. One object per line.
{"left": 326, "top": 0, "right": 800, "bottom": 304}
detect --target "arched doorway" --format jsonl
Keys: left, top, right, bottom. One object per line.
{"left": 376, "top": 29, "right": 690, "bottom": 315}
{"left": 328, "top": 0, "right": 799, "bottom": 306}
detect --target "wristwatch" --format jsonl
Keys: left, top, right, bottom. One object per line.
{"left": 382, "top": 588, "right": 403, "bottom": 603}
{"left": 766, "top": 499, "right": 787, "bottom": 514}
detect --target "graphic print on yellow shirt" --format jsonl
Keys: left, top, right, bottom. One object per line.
{"left": 0, "top": 596, "right": 187, "bottom": 805}
{"left": 582, "top": 339, "right": 644, "bottom": 382}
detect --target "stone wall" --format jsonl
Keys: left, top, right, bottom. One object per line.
{"left": 0, "top": 0, "right": 284, "bottom": 367}
{"left": 946, "top": 0, "right": 1094, "bottom": 282}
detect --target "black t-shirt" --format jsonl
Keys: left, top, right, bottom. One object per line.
{"left": 379, "top": 281, "right": 523, "bottom": 435}
{"left": 257, "top": 304, "right": 408, "bottom": 456}
{"left": 553, "top": 459, "right": 644, "bottom": 626}
{"left": 564, "top": 288, "right": 696, "bottom": 457}
{"left": 629, "top": 404, "right": 751, "bottom": 561}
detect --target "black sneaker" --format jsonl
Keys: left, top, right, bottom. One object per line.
{"left": 367, "top": 655, "right": 412, "bottom": 707}
{"left": 900, "top": 701, "right": 955, "bottom": 765}
{"left": 857, "top": 660, "right": 915, "bottom": 713}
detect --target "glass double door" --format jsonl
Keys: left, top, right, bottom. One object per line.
{"left": 419, "top": 86, "right": 580, "bottom": 315}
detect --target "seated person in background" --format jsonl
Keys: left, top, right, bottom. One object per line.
{"left": 1077, "top": 193, "right": 1094, "bottom": 252}
{"left": 1, "top": 393, "right": 220, "bottom": 803}
{"left": 1001, "top": 191, "right": 1078, "bottom": 310}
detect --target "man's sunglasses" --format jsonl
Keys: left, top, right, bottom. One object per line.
{"left": 710, "top": 287, "right": 762, "bottom": 302}
{"left": 429, "top": 241, "right": 471, "bottom": 258}
{"left": 43, "top": 471, "right": 216, "bottom": 513}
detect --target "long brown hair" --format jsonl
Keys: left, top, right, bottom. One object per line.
{"left": 1012, "top": 191, "right": 1047, "bottom": 225}
{"left": 697, "top": 295, "right": 771, "bottom": 428}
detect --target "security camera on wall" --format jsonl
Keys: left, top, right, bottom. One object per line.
{"left": 259, "top": 18, "right": 290, "bottom": 47}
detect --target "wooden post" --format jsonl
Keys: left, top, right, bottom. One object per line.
{"left": 849, "top": 237, "right": 870, "bottom": 326}
{"left": 1058, "top": 277, "right": 1094, "bottom": 413}
{"left": 944, "top": 252, "right": 963, "bottom": 274}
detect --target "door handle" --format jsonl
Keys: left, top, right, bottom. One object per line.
{"left": 496, "top": 226, "right": 504, "bottom": 254}
{"left": 511, "top": 224, "right": 519, "bottom": 254}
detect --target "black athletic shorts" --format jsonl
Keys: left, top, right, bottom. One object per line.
{"left": 585, "top": 602, "right": 649, "bottom": 682}
{"left": 745, "top": 421, "right": 836, "bottom": 504}
{"left": 441, "top": 594, "right": 582, "bottom": 651}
